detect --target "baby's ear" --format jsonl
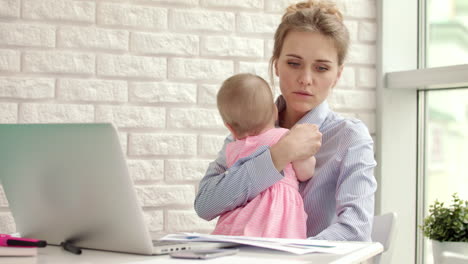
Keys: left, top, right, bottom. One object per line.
{"left": 225, "top": 123, "right": 239, "bottom": 140}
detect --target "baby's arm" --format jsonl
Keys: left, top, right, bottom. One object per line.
{"left": 292, "top": 156, "right": 316, "bottom": 182}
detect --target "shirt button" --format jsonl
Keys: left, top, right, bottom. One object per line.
{"left": 225, "top": 170, "right": 229, "bottom": 174}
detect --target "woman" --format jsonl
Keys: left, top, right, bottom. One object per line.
{"left": 195, "top": 0, "right": 377, "bottom": 241}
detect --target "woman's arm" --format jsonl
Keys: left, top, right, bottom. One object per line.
{"left": 195, "top": 124, "right": 322, "bottom": 221}
{"left": 194, "top": 136, "right": 283, "bottom": 221}
{"left": 310, "top": 139, "right": 377, "bottom": 241}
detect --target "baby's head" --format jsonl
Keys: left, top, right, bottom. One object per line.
{"left": 217, "top": 73, "right": 277, "bottom": 139}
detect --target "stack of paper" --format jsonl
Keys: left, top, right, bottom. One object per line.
{"left": 0, "top": 246, "right": 37, "bottom": 257}
{"left": 161, "top": 233, "right": 367, "bottom": 255}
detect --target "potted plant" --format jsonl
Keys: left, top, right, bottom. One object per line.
{"left": 421, "top": 193, "right": 468, "bottom": 264}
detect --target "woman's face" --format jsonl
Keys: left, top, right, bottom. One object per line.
{"left": 275, "top": 31, "right": 343, "bottom": 116}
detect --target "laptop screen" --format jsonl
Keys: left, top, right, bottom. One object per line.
{"left": 0, "top": 123, "right": 154, "bottom": 255}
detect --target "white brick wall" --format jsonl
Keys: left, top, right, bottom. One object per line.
{"left": 130, "top": 82, "right": 197, "bottom": 103}
{"left": 0, "top": 103, "right": 17, "bottom": 123}
{"left": 0, "top": 0, "right": 377, "bottom": 236}
{"left": 58, "top": 26, "right": 129, "bottom": 51}
{"left": 128, "top": 159, "right": 165, "bottom": 182}
{"left": 170, "top": 10, "right": 235, "bottom": 32}
{"left": 0, "top": 23, "right": 55, "bottom": 47}
{"left": 131, "top": 33, "right": 198, "bottom": 56}
{"left": 168, "top": 58, "right": 234, "bottom": 81}
{"left": 24, "top": 51, "right": 95, "bottom": 74}
{"left": 165, "top": 159, "right": 212, "bottom": 182}
{"left": 0, "top": 77, "right": 54, "bottom": 98}
{"left": 58, "top": 79, "right": 128, "bottom": 102}
{"left": 97, "top": 55, "right": 166, "bottom": 79}
{"left": 135, "top": 185, "right": 195, "bottom": 207}
{"left": 0, "top": 50, "right": 20, "bottom": 72}
{"left": 23, "top": 0, "right": 95, "bottom": 22}
{"left": 98, "top": 3, "right": 166, "bottom": 29}
{"left": 0, "top": 0, "right": 20, "bottom": 18}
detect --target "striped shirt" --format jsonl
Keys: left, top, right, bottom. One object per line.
{"left": 195, "top": 97, "right": 377, "bottom": 241}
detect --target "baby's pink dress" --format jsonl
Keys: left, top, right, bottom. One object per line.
{"left": 212, "top": 128, "right": 308, "bottom": 239}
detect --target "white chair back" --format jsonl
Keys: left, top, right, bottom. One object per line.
{"left": 371, "top": 212, "right": 397, "bottom": 264}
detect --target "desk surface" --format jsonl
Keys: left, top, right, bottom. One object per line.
{"left": 2, "top": 242, "right": 383, "bottom": 264}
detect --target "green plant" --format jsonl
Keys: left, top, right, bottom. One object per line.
{"left": 421, "top": 193, "right": 468, "bottom": 242}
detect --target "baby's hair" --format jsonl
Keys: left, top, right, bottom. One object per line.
{"left": 217, "top": 73, "right": 276, "bottom": 138}
{"left": 269, "top": 0, "right": 349, "bottom": 83}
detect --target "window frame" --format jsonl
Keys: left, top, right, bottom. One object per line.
{"left": 377, "top": 0, "right": 468, "bottom": 263}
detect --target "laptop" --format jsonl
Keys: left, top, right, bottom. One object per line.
{"left": 0, "top": 123, "right": 235, "bottom": 255}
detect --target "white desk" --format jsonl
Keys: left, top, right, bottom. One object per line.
{"left": 3, "top": 242, "right": 383, "bottom": 264}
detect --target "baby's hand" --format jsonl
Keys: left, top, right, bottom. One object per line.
{"left": 282, "top": 124, "right": 322, "bottom": 161}
{"left": 292, "top": 156, "right": 316, "bottom": 182}
{"left": 271, "top": 124, "right": 321, "bottom": 172}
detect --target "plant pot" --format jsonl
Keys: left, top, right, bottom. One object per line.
{"left": 432, "top": 240, "right": 468, "bottom": 264}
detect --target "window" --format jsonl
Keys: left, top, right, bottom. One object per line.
{"left": 378, "top": 0, "right": 468, "bottom": 263}
{"left": 427, "top": 0, "right": 468, "bottom": 67}
{"left": 422, "top": 1, "right": 468, "bottom": 263}
{"left": 423, "top": 89, "right": 468, "bottom": 263}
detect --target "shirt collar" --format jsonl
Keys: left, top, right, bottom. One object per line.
{"left": 275, "top": 95, "right": 330, "bottom": 129}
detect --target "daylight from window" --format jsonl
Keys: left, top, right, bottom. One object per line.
{"left": 423, "top": 0, "right": 468, "bottom": 263}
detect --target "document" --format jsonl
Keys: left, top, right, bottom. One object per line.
{"left": 161, "top": 233, "right": 368, "bottom": 255}
{"left": 0, "top": 246, "right": 37, "bottom": 256}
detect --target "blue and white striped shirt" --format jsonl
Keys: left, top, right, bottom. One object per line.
{"left": 195, "top": 97, "right": 377, "bottom": 241}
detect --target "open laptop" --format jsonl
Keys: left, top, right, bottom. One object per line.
{"left": 0, "top": 123, "right": 235, "bottom": 255}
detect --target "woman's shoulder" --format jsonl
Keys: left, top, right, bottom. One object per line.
{"left": 322, "top": 111, "right": 373, "bottom": 144}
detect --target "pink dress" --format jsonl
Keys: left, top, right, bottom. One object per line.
{"left": 212, "top": 128, "right": 308, "bottom": 239}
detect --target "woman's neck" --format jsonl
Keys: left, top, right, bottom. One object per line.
{"left": 279, "top": 109, "right": 304, "bottom": 129}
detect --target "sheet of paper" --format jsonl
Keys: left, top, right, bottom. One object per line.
{"left": 160, "top": 233, "right": 368, "bottom": 255}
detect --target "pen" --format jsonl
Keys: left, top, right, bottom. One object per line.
{"left": 0, "top": 234, "right": 47, "bottom": 247}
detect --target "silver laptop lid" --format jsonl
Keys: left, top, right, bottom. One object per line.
{"left": 0, "top": 123, "right": 154, "bottom": 255}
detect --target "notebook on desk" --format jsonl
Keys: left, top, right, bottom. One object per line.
{"left": 0, "top": 123, "right": 235, "bottom": 255}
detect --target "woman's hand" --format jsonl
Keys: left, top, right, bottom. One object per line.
{"left": 271, "top": 124, "right": 322, "bottom": 172}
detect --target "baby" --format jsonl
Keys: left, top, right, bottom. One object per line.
{"left": 212, "top": 73, "right": 316, "bottom": 239}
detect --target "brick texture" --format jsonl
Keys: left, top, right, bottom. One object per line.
{"left": 24, "top": 51, "right": 95, "bottom": 74}
{"left": 168, "top": 108, "right": 224, "bottom": 129}
{"left": 20, "top": 103, "right": 94, "bottom": 123}
{"left": 23, "top": 0, "right": 95, "bottom": 23}
{"left": 98, "top": 3, "right": 167, "bottom": 30}
{"left": 0, "top": 103, "right": 17, "bottom": 123}
{"left": 165, "top": 159, "right": 212, "bottom": 182}
{"left": 0, "top": 50, "right": 20, "bottom": 72}
{"left": 0, "top": 77, "right": 54, "bottom": 99}
{"left": 135, "top": 185, "right": 195, "bottom": 206}
{"left": 58, "top": 26, "right": 128, "bottom": 51}
{"left": 97, "top": 55, "right": 166, "bottom": 79}
{"left": 96, "top": 105, "right": 166, "bottom": 128}
{"left": 128, "top": 159, "right": 164, "bottom": 182}
{"left": 171, "top": 10, "right": 235, "bottom": 32}
{"left": 57, "top": 79, "right": 127, "bottom": 102}
{"left": 167, "top": 210, "right": 216, "bottom": 232}
{"left": 0, "top": 23, "right": 55, "bottom": 47}
{"left": 129, "top": 134, "right": 197, "bottom": 156}
{"left": 168, "top": 58, "right": 233, "bottom": 81}
{"left": 130, "top": 82, "right": 197, "bottom": 103}
{"left": 0, "top": 0, "right": 20, "bottom": 18}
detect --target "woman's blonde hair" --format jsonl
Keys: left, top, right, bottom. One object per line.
{"left": 217, "top": 73, "right": 275, "bottom": 138}
{"left": 269, "top": 0, "right": 349, "bottom": 82}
